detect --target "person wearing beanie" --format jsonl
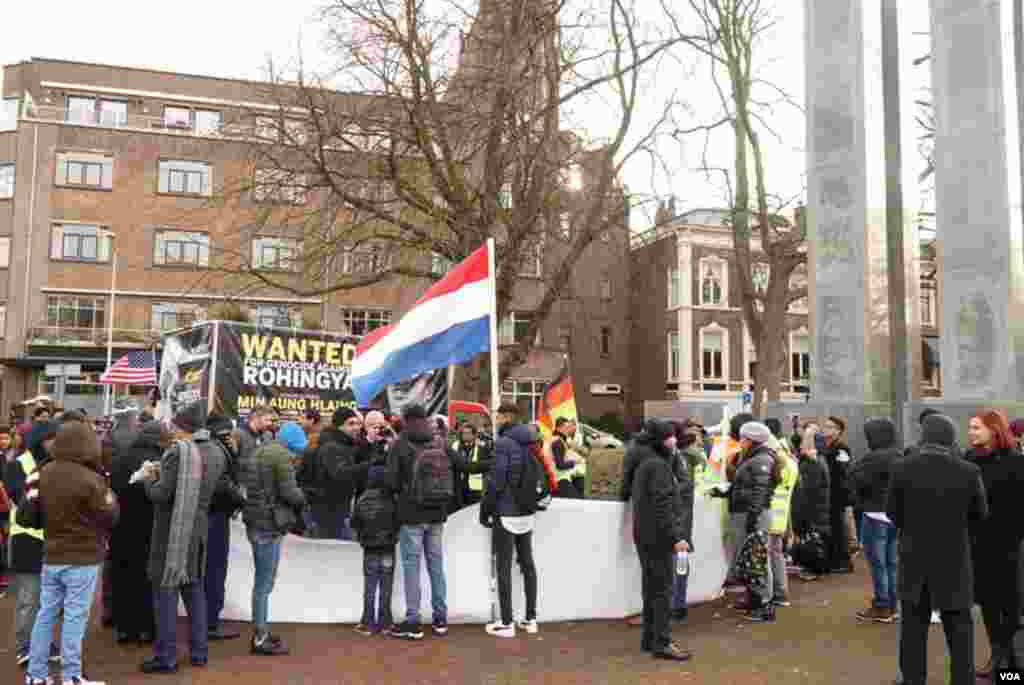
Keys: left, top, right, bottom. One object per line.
{"left": 204, "top": 415, "right": 246, "bottom": 643}
{"left": 624, "top": 418, "right": 693, "bottom": 662}
{"left": 963, "top": 410, "right": 1024, "bottom": 678}
{"left": 277, "top": 421, "right": 308, "bottom": 456}
{"left": 887, "top": 413, "right": 988, "bottom": 685}
{"left": 19, "top": 421, "right": 118, "bottom": 685}
{"left": 308, "top": 408, "right": 369, "bottom": 541}
{"left": 725, "top": 422, "right": 781, "bottom": 623}
{"left": 351, "top": 461, "right": 398, "bottom": 637}
{"left": 386, "top": 403, "right": 462, "bottom": 641}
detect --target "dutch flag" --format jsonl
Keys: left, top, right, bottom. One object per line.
{"left": 351, "top": 241, "right": 495, "bottom": 406}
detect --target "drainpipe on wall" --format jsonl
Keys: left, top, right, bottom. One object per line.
{"left": 22, "top": 123, "right": 38, "bottom": 354}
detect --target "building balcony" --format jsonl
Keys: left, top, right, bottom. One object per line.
{"left": 26, "top": 104, "right": 237, "bottom": 139}
{"left": 28, "top": 326, "right": 163, "bottom": 348}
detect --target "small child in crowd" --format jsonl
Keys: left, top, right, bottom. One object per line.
{"left": 351, "top": 464, "right": 398, "bottom": 636}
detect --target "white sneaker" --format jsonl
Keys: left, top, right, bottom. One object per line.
{"left": 485, "top": 622, "right": 516, "bottom": 638}
{"left": 516, "top": 619, "right": 539, "bottom": 634}
{"left": 930, "top": 611, "right": 941, "bottom": 624}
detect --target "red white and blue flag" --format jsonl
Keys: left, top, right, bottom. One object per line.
{"left": 352, "top": 243, "right": 493, "bottom": 405}
{"left": 100, "top": 350, "right": 158, "bottom": 385}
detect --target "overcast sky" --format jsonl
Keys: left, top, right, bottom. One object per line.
{"left": 1, "top": 1, "right": 931, "bottom": 231}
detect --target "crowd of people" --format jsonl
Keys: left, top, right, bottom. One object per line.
{"left": 2, "top": 397, "right": 1023, "bottom": 685}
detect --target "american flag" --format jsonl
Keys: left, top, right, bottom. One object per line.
{"left": 100, "top": 350, "right": 158, "bottom": 385}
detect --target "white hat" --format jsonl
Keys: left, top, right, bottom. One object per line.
{"left": 739, "top": 421, "right": 771, "bottom": 444}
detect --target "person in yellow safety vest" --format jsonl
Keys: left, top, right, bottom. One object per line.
{"left": 765, "top": 418, "right": 800, "bottom": 608}
{"left": 550, "top": 418, "right": 586, "bottom": 499}
{"left": 451, "top": 423, "right": 494, "bottom": 507}
{"left": 5, "top": 419, "right": 60, "bottom": 667}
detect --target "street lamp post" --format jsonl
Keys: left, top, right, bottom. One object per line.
{"left": 101, "top": 231, "right": 116, "bottom": 415}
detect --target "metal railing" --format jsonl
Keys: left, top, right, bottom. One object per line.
{"left": 28, "top": 326, "right": 163, "bottom": 347}
{"left": 25, "top": 105, "right": 246, "bottom": 139}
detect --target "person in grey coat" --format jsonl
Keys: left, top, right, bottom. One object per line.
{"left": 139, "top": 420, "right": 227, "bottom": 674}
{"left": 886, "top": 414, "right": 989, "bottom": 685}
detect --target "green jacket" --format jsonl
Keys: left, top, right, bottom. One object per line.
{"left": 241, "top": 441, "right": 307, "bottom": 534}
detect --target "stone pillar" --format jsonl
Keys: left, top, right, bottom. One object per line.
{"left": 771, "top": 0, "right": 922, "bottom": 453}
{"left": 927, "top": 0, "right": 1024, "bottom": 418}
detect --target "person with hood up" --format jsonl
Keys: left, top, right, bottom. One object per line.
{"left": 138, "top": 415, "right": 227, "bottom": 674}
{"left": 789, "top": 423, "right": 831, "bottom": 581}
{"left": 306, "top": 408, "right": 368, "bottom": 540}
{"left": 20, "top": 420, "right": 118, "bottom": 685}
{"left": 887, "top": 413, "right": 988, "bottom": 685}
{"left": 386, "top": 404, "right": 462, "bottom": 641}
{"left": 963, "top": 409, "right": 1024, "bottom": 678}
{"left": 480, "top": 420, "right": 544, "bottom": 639}
{"left": 240, "top": 418, "right": 308, "bottom": 656}
{"left": 109, "top": 419, "right": 164, "bottom": 644}
{"left": 6, "top": 419, "right": 61, "bottom": 669}
{"left": 849, "top": 418, "right": 902, "bottom": 624}
{"left": 626, "top": 418, "right": 693, "bottom": 661}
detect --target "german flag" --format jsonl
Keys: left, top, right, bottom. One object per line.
{"left": 536, "top": 362, "right": 577, "bottom": 439}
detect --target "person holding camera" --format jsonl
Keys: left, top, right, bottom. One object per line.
{"left": 139, "top": 414, "right": 227, "bottom": 674}
{"left": 240, "top": 423, "right": 308, "bottom": 656}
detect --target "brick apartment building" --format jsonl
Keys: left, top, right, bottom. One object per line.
{"left": 627, "top": 203, "right": 941, "bottom": 422}
{"left": 0, "top": 58, "right": 630, "bottom": 421}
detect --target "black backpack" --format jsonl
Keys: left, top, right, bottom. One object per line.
{"left": 514, "top": 450, "right": 548, "bottom": 515}
{"left": 409, "top": 435, "right": 455, "bottom": 507}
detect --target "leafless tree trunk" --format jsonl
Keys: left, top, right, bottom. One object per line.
{"left": 665, "top": 0, "right": 807, "bottom": 416}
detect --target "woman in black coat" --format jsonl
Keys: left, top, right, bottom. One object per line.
{"left": 109, "top": 420, "right": 164, "bottom": 643}
{"left": 964, "top": 409, "right": 1024, "bottom": 677}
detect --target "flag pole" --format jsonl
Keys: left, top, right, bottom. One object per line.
{"left": 486, "top": 238, "right": 500, "bottom": 438}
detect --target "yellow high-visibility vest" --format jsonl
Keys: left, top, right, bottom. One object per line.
{"left": 9, "top": 452, "right": 44, "bottom": 542}
{"left": 770, "top": 452, "right": 800, "bottom": 535}
{"left": 453, "top": 441, "right": 484, "bottom": 492}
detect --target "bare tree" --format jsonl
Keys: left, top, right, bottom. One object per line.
{"left": 664, "top": 0, "right": 807, "bottom": 415}
{"left": 205, "top": 0, "right": 683, "bottom": 387}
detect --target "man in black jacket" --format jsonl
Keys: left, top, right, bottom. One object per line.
{"left": 850, "top": 418, "right": 902, "bottom": 623}
{"left": 204, "top": 415, "right": 245, "bottom": 641}
{"left": 887, "top": 414, "right": 988, "bottom": 685}
{"left": 452, "top": 423, "right": 493, "bottom": 507}
{"left": 311, "top": 408, "right": 369, "bottom": 540}
{"left": 386, "top": 404, "right": 462, "bottom": 641}
{"left": 627, "top": 418, "right": 693, "bottom": 662}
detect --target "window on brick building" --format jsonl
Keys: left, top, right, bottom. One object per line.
{"left": 56, "top": 153, "right": 114, "bottom": 190}
{"left": 668, "top": 331, "right": 680, "bottom": 380}
{"left": 700, "top": 326, "right": 727, "bottom": 384}
{"left": 500, "top": 312, "right": 539, "bottom": 346}
{"left": 154, "top": 230, "right": 210, "bottom": 267}
{"left": 159, "top": 160, "right": 212, "bottom": 196}
{"left": 151, "top": 302, "right": 206, "bottom": 332}
{"left": 50, "top": 223, "right": 112, "bottom": 262}
{"left": 46, "top": 295, "right": 106, "bottom": 334}
{"left": 252, "top": 304, "right": 301, "bottom": 329}
{"left": 341, "top": 244, "right": 392, "bottom": 275}
{"left": 253, "top": 168, "right": 308, "bottom": 205}
{"left": 0, "top": 163, "right": 13, "bottom": 198}
{"left": 340, "top": 308, "right": 392, "bottom": 336}
{"left": 66, "top": 96, "right": 127, "bottom": 128}
{"left": 252, "top": 236, "right": 301, "bottom": 272}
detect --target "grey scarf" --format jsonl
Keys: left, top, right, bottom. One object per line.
{"left": 161, "top": 439, "right": 202, "bottom": 587}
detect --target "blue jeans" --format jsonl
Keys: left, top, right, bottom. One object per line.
{"left": 153, "top": 583, "right": 207, "bottom": 666}
{"left": 862, "top": 516, "right": 899, "bottom": 609}
{"left": 361, "top": 549, "right": 395, "bottom": 630}
{"left": 205, "top": 510, "right": 231, "bottom": 629}
{"left": 399, "top": 524, "right": 446, "bottom": 625}
{"left": 248, "top": 528, "right": 283, "bottom": 633}
{"left": 28, "top": 564, "right": 99, "bottom": 682}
